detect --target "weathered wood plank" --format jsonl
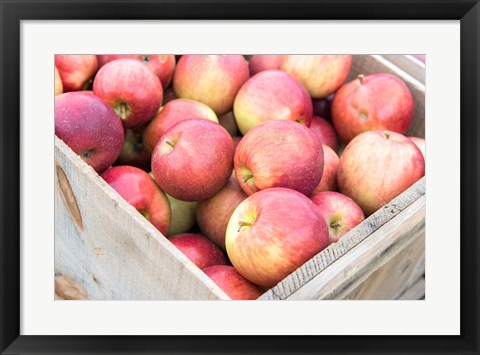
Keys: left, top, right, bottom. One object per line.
{"left": 381, "top": 55, "right": 426, "bottom": 84}
{"left": 397, "top": 276, "right": 425, "bottom": 300}
{"left": 55, "top": 136, "right": 230, "bottom": 300}
{"left": 343, "top": 231, "right": 425, "bottom": 300}
{"left": 259, "top": 178, "right": 425, "bottom": 300}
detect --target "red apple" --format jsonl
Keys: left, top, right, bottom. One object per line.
{"left": 55, "top": 55, "right": 98, "bottom": 92}
{"left": 233, "top": 70, "right": 313, "bottom": 135}
{"left": 311, "top": 144, "right": 339, "bottom": 194}
{"left": 311, "top": 191, "right": 365, "bottom": 245}
{"left": 203, "top": 265, "right": 263, "bottom": 300}
{"left": 280, "top": 55, "right": 352, "bottom": 98}
{"left": 54, "top": 66, "right": 63, "bottom": 96}
{"left": 163, "top": 86, "right": 178, "bottom": 105}
{"left": 93, "top": 58, "right": 163, "bottom": 128}
{"left": 218, "top": 111, "right": 240, "bottom": 137}
{"left": 55, "top": 92, "right": 124, "bottom": 173}
{"left": 248, "top": 55, "right": 283, "bottom": 76}
{"left": 97, "top": 54, "right": 176, "bottom": 88}
{"left": 196, "top": 174, "right": 248, "bottom": 250}
{"left": 331, "top": 73, "right": 414, "bottom": 143}
{"left": 115, "top": 127, "right": 151, "bottom": 171}
{"left": 143, "top": 98, "right": 218, "bottom": 153}
{"left": 225, "top": 187, "right": 329, "bottom": 288}
{"left": 312, "top": 94, "right": 334, "bottom": 120}
{"left": 166, "top": 194, "right": 197, "bottom": 237}
{"left": 168, "top": 233, "right": 227, "bottom": 269}
{"left": 337, "top": 130, "right": 425, "bottom": 216}
{"left": 408, "top": 136, "right": 426, "bottom": 159}
{"left": 309, "top": 116, "right": 339, "bottom": 152}
{"left": 173, "top": 55, "right": 249, "bottom": 116}
{"left": 101, "top": 165, "right": 171, "bottom": 235}
{"left": 151, "top": 119, "right": 234, "bottom": 201}
{"left": 234, "top": 120, "right": 323, "bottom": 196}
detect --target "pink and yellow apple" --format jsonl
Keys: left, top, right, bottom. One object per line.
{"left": 225, "top": 187, "right": 329, "bottom": 288}
{"left": 143, "top": 98, "right": 218, "bottom": 153}
{"left": 203, "top": 265, "right": 264, "bottom": 300}
{"left": 331, "top": 73, "right": 414, "bottom": 143}
{"left": 93, "top": 58, "right": 163, "bottom": 128}
{"left": 97, "top": 54, "right": 176, "bottom": 88}
{"left": 54, "top": 66, "right": 63, "bottom": 96}
{"left": 311, "top": 191, "right": 365, "bottom": 245}
{"left": 337, "top": 130, "right": 425, "bottom": 216}
{"left": 173, "top": 55, "right": 249, "bottom": 116}
{"left": 165, "top": 194, "right": 197, "bottom": 237}
{"left": 248, "top": 55, "right": 283, "bottom": 76}
{"left": 55, "top": 55, "right": 98, "bottom": 92}
{"left": 233, "top": 70, "right": 313, "bottom": 135}
{"left": 151, "top": 119, "right": 234, "bottom": 201}
{"left": 55, "top": 92, "right": 124, "bottom": 173}
{"left": 408, "top": 136, "right": 426, "bottom": 159}
{"left": 309, "top": 115, "right": 339, "bottom": 152}
{"left": 196, "top": 174, "right": 248, "bottom": 250}
{"left": 234, "top": 120, "right": 323, "bottom": 196}
{"left": 100, "top": 165, "right": 171, "bottom": 235}
{"left": 168, "top": 233, "right": 227, "bottom": 269}
{"left": 280, "top": 55, "right": 352, "bottom": 98}
{"left": 311, "top": 144, "right": 339, "bottom": 194}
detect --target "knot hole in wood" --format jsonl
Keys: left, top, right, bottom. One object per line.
{"left": 56, "top": 164, "right": 84, "bottom": 231}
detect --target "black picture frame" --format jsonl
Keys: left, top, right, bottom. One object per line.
{"left": 1, "top": 1, "right": 479, "bottom": 354}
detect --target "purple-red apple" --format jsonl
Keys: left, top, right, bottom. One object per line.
{"left": 93, "top": 58, "right": 163, "bottom": 128}
{"left": 248, "top": 55, "right": 283, "bottom": 76}
{"left": 337, "top": 130, "right": 425, "bottom": 216}
{"left": 312, "top": 94, "right": 334, "bottom": 120}
{"left": 166, "top": 194, "right": 197, "bottom": 236}
{"left": 143, "top": 98, "right": 218, "bottom": 153}
{"left": 331, "top": 73, "right": 415, "bottom": 143}
{"left": 151, "top": 119, "right": 234, "bottom": 201}
{"left": 101, "top": 165, "right": 171, "bottom": 235}
{"left": 54, "top": 66, "right": 63, "bottom": 96}
{"left": 309, "top": 115, "right": 339, "bottom": 152}
{"left": 408, "top": 136, "right": 426, "bottom": 159}
{"left": 55, "top": 55, "right": 98, "bottom": 92}
{"left": 203, "top": 265, "right": 263, "bottom": 300}
{"left": 233, "top": 70, "right": 313, "bottom": 135}
{"left": 115, "top": 127, "right": 151, "bottom": 171}
{"left": 234, "top": 120, "right": 323, "bottom": 196}
{"left": 311, "top": 144, "right": 339, "bottom": 194}
{"left": 97, "top": 54, "right": 176, "bottom": 88}
{"left": 168, "top": 233, "right": 227, "bottom": 269}
{"left": 280, "top": 55, "right": 352, "bottom": 98}
{"left": 225, "top": 187, "right": 329, "bottom": 288}
{"left": 218, "top": 111, "right": 240, "bottom": 137}
{"left": 55, "top": 92, "right": 124, "bottom": 173}
{"left": 311, "top": 191, "right": 365, "bottom": 245}
{"left": 173, "top": 55, "right": 249, "bottom": 116}
{"left": 196, "top": 174, "right": 248, "bottom": 250}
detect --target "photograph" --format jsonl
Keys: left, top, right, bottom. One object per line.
{"left": 1, "top": 0, "right": 478, "bottom": 353}
{"left": 54, "top": 54, "right": 426, "bottom": 301}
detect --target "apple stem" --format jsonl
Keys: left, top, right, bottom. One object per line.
{"left": 165, "top": 140, "right": 176, "bottom": 148}
{"left": 330, "top": 222, "right": 341, "bottom": 229}
{"left": 384, "top": 132, "right": 391, "bottom": 139}
{"left": 242, "top": 174, "right": 253, "bottom": 183}
{"left": 357, "top": 74, "right": 365, "bottom": 85}
{"left": 238, "top": 220, "right": 253, "bottom": 231}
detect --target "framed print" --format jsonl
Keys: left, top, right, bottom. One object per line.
{"left": 1, "top": 0, "right": 479, "bottom": 354}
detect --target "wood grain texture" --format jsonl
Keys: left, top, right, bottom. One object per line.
{"left": 259, "top": 178, "right": 425, "bottom": 300}
{"left": 55, "top": 137, "right": 230, "bottom": 300}
{"left": 397, "top": 276, "right": 425, "bottom": 300}
{"left": 343, "top": 232, "right": 425, "bottom": 300}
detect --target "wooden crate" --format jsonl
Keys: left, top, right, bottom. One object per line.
{"left": 55, "top": 54, "right": 425, "bottom": 300}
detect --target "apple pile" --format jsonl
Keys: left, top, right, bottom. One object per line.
{"left": 54, "top": 54, "right": 425, "bottom": 300}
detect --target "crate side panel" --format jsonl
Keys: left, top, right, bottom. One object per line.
{"left": 54, "top": 137, "right": 229, "bottom": 300}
